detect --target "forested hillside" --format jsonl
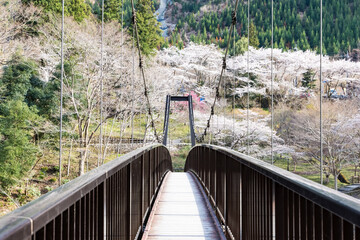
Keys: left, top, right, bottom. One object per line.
{"left": 166, "top": 0, "right": 360, "bottom": 56}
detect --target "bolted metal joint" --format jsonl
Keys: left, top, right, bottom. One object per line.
{"left": 132, "top": 12, "right": 137, "bottom": 24}
{"left": 222, "top": 57, "right": 227, "bottom": 70}
{"left": 232, "top": 11, "right": 237, "bottom": 25}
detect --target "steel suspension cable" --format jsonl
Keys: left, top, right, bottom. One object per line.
{"left": 130, "top": 0, "right": 160, "bottom": 143}
{"left": 320, "top": 0, "right": 323, "bottom": 184}
{"left": 98, "top": 0, "right": 104, "bottom": 166}
{"left": 198, "top": 0, "right": 241, "bottom": 142}
{"left": 271, "top": 0, "right": 274, "bottom": 165}
{"left": 247, "top": 0, "right": 250, "bottom": 155}
{"left": 209, "top": 79, "right": 213, "bottom": 144}
{"left": 59, "top": 0, "right": 65, "bottom": 186}
{"left": 232, "top": 27, "right": 236, "bottom": 144}
{"left": 117, "top": 0, "right": 124, "bottom": 156}
{"left": 131, "top": 28, "right": 135, "bottom": 148}
{"left": 223, "top": 68, "right": 226, "bottom": 144}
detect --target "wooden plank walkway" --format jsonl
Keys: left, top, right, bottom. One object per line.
{"left": 142, "top": 172, "right": 226, "bottom": 240}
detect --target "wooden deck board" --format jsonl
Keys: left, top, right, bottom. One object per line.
{"left": 142, "top": 173, "right": 225, "bottom": 240}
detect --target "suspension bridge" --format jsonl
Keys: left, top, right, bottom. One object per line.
{"left": 0, "top": 0, "right": 360, "bottom": 239}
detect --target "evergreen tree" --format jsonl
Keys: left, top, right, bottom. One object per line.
{"left": 249, "top": 22, "right": 259, "bottom": 48}
{"left": 130, "top": 0, "right": 163, "bottom": 56}
{"left": 302, "top": 69, "right": 316, "bottom": 90}
{"left": 2, "top": 55, "right": 58, "bottom": 117}
{"left": 92, "top": 0, "right": 122, "bottom": 22}
{"left": 0, "top": 100, "right": 40, "bottom": 189}
{"left": 66, "top": 0, "right": 91, "bottom": 22}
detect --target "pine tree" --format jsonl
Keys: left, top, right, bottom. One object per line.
{"left": 0, "top": 100, "right": 40, "bottom": 189}
{"left": 130, "top": 0, "right": 163, "bottom": 56}
{"left": 249, "top": 22, "right": 260, "bottom": 48}
{"left": 302, "top": 69, "right": 316, "bottom": 90}
{"left": 94, "top": 0, "right": 122, "bottom": 22}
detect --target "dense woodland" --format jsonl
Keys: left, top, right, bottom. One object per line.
{"left": 167, "top": 0, "right": 360, "bottom": 56}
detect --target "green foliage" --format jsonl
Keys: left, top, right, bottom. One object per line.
{"left": 0, "top": 55, "right": 57, "bottom": 189}
{"left": 0, "top": 100, "right": 40, "bottom": 188}
{"left": 249, "top": 22, "right": 259, "bottom": 48}
{"left": 129, "top": 0, "right": 163, "bottom": 56}
{"left": 1, "top": 55, "right": 58, "bottom": 118}
{"left": 22, "top": 0, "right": 91, "bottom": 22}
{"left": 1, "top": 55, "right": 35, "bottom": 100}
{"left": 91, "top": 0, "right": 122, "bottom": 22}
{"left": 172, "top": 0, "right": 360, "bottom": 55}
{"left": 302, "top": 69, "right": 316, "bottom": 90}
{"left": 230, "top": 37, "right": 248, "bottom": 56}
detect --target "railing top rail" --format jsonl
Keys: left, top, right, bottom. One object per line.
{"left": 188, "top": 144, "right": 360, "bottom": 226}
{"left": 0, "top": 144, "right": 167, "bottom": 238}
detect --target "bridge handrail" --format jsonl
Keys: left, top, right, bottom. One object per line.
{"left": 0, "top": 144, "right": 172, "bottom": 240}
{"left": 185, "top": 144, "right": 360, "bottom": 239}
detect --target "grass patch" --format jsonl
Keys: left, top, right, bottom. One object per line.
{"left": 171, "top": 145, "right": 192, "bottom": 172}
{"left": 273, "top": 157, "right": 352, "bottom": 189}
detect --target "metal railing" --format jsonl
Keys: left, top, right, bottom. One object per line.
{"left": 185, "top": 145, "right": 360, "bottom": 240}
{"left": 0, "top": 144, "right": 172, "bottom": 240}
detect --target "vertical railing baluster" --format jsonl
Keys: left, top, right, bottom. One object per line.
{"left": 300, "top": 197, "right": 306, "bottom": 240}
{"left": 343, "top": 220, "right": 353, "bottom": 240}
{"left": 128, "top": 164, "right": 132, "bottom": 240}
{"left": 141, "top": 155, "right": 144, "bottom": 233}
{"left": 55, "top": 214, "right": 62, "bottom": 240}
{"left": 275, "top": 184, "right": 285, "bottom": 240}
{"left": 239, "top": 162, "right": 243, "bottom": 240}
{"left": 62, "top": 209, "right": 69, "bottom": 240}
{"left": 314, "top": 205, "right": 322, "bottom": 240}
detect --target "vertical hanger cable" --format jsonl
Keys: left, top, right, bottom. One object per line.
{"left": 59, "top": 0, "right": 65, "bottom": 185}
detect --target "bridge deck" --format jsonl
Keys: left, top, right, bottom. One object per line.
{"left": 142, "top": 172, "right": 225, "bottom": 240}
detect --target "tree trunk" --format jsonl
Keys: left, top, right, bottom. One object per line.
{"left": 334, "top": 173, "right": 338, "bottom": 190}
{"left": 325, "top": 174, "right": 330, "bottom": 185}
{"left": 78, "top": 140, "right": 88, "bottom": 176}
{"left": 67, "top": 138, "right": 73, "bottom": 176}
{"left": 355, "top": 164, "right": 358, "bottom": 176}
{"left": 293, "top": 158, "right": 297, "bottom": 172}
{"left": 287, "top": 157, "right": 290, "bottom": 171}
{"left": 79, "top": 150, "right": 85, "bottom": 176}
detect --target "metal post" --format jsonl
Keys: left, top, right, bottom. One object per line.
{"left": 188, "top": 95, "right": 196, "bottom": 147}
{"left": 163, "top": 95, "right": 170, "bottom": 145}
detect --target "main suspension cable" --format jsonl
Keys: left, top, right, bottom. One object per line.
{"left": 130, "top": 0, "right": 161, "bottom": 143}
{"left": 198, "top": 0, "right": 240, "bottom": 142}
